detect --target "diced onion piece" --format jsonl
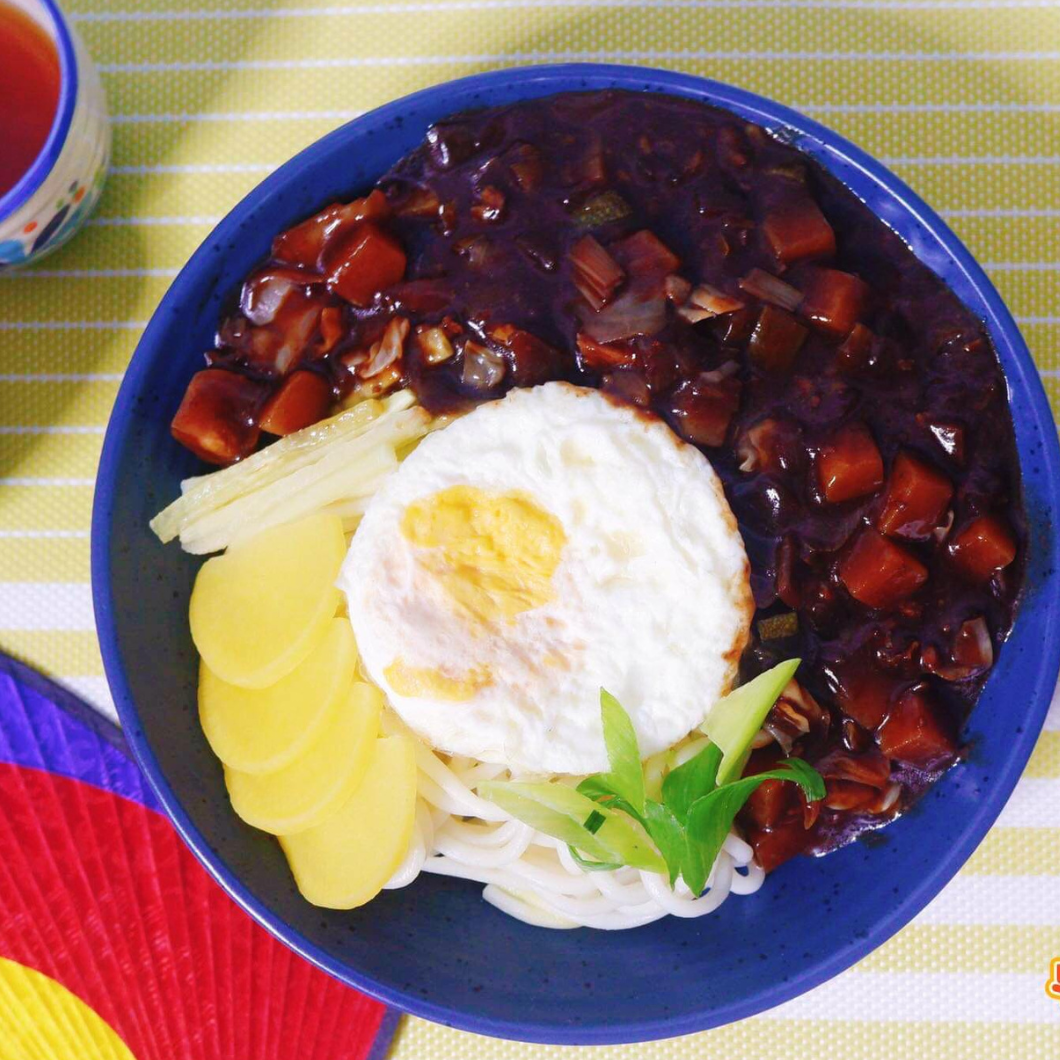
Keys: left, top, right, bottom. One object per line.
{"left": 416, "top": 325, "right": 455, "bottom": 365}
{"left": 570, "top": 234, "right": 624, "bottom": 310}
{"left": 583, "top": 282, "right": 667, "bottom": 343}
{"left": 461, "top": 341, "right": 506, "bottom": 391}
{"left": 610, "top": 229, "right": 680, "bottom": 277}
{"left": 360, "top": 316, "right": 409, "bottom": 378}
{"left": 664, "top": 274, "right": 692, "bottom": 304}
{"left": 738, "top": 268, "right": 801, "bottom": 312}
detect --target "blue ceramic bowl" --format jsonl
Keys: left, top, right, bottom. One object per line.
{"left": 92, "top": 65, "right": 1060, "bottom": 1044}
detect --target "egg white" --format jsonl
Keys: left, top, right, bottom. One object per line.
{"left": 340, "top": 382, "right": 753, "bottom": 775}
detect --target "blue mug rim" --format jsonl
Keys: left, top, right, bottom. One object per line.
{"left": 0, "top": 0, "right": 79, "bottom": 224}
{"left": 92, "top": 63, "right": 1060, "bottom": 1044}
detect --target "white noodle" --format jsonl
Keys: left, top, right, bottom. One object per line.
{"left": 382, "top": 715, "right": 765, "bottom": 930}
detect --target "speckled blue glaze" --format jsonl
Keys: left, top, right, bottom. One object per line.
{"left": 92, "top": 65, "right": 1060, "bottom": 1045}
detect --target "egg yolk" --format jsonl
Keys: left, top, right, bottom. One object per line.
{"left": 400, "top": 485, "right": 566, "bottom": 626}
{"left": 384, "top": 658, "right": 493, "bottom": 701}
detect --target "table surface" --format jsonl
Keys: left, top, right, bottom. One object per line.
{"left": 1, "top": 1, "right": 1059, "bottom": 1056}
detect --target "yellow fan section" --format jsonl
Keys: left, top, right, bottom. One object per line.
{"left": 0, "top": 958, "right": 137, "bottom": 1060}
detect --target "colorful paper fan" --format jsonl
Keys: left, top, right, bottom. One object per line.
{"left": 0, "top": 654, "right": 398, "bottom": 1060}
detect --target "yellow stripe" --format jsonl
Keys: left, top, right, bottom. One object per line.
{"left": 97, "top": 171, "right": 263, "bottom": 225}
{"left": 946, "top": 216, "right": 1060, "bottom": 265}
{"left": 0, "top": 435, "right": 103, "bottom": 480}
{"left": 858, "top": 925, "right": 1060, "bottom": 973}
{"left": 962, "top": 828, "right": 1060, "bottom": 876}
{"left": 989, "top": 271, "right": 1058, "bottom": 320}
{"left": 0, "top": 280, "right": 170, "bottom": 328}
{"left": 98, "top": 58, "right": 1060, "bottom": 123}
{"left": 79, "top": 7, "right": 1060, "bottom": 65}
{"left": 109, "top": 116, "right": 340, "bottom": 170}
{"left": 1025, "top": 733, "right": 1060, "bottom": 780}
{"left": 391, "top": 1017, "right": 1060, "bottom": 1060}
{"left": 0, "top": 486, "right": 93, "bottom": 532}
{"left": 0, "top": 631, "right": 103, "bottom": 676}
{"left": 8, "top": 223, "right": 213, "bottom": 273}
{"left": 0, "top": 328, "right": 139, "bottom": 376}
{"left": 0, "top": 381, "right": 120, "bottom": 428}
{"left": 0, "top": 539, "right": 91, "bottom": 583}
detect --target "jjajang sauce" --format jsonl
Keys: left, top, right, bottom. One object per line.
{"left": 171, "top": 91, "right": 1025, "bottom": 870}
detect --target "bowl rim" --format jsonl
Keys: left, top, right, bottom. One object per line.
{"left": 92, "top": 63, "right": 1060, "bottom": 1044}
{"left": 0, "top": 0, "right": 78, "bottom": 224}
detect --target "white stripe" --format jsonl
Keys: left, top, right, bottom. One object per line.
{"left": 69, "top": 1, "right": 1060, "bottom": 24}
{"left": 0, "top": 531, "right": 90, "bottom": 539}
{"left": 1016, "top": 315, "right": 1060, "bottom": 325}
{"left": 993, "top": 778, "right": 1060, "bottom": 828}
{"left": 97, "top": 50, "right": 1060, "bottom": 74}
{"left": 0, "top": 268, "right": 178, "bottom": 279}
{"left": 58, "top": 676, "right": 117, "bottom": 725}
{"left": 885, "top": 155, "right": 1060, "bottom": 164}
{"left": 0, "top": 477, "right": 96, "bottom": 486}
{"left": 112, "top": 109, "right": 363, "bottom": 124}
{"left": 914, "top": 875, "right": 1060, "bottom": 925}
{"left": 110, "top": 163, "right": 274, "bottom": 175}
{"left": 0, "top": 583, "right": 94, "bottom": 631}
{"left": 0, "top": 321, "right": 147, "bottom": 330}
{"left": 0, "top": 426, "right": 106, "bottom": 435}
{"left": 0, "top": 373, "right": 124, "bottom": 382}
{"left": 765, "top": 972, "right": 1055, "bottom": 1022}
{"left": 87, "top": 215, "right": 220, "bottom": 227}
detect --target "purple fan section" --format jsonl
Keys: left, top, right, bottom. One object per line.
{"left": 0, "top": 654, "right": 160, "bottom": 811}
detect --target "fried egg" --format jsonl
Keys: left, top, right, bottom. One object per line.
{"left": 340, "top": 382, "right": 753, "bottom": 775}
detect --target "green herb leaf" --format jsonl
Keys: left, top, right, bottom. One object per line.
{"left": 681, "top": 758, "right": 825, "bottom": 895}
{"left": 702, "top": 659, "right": 801, "bottom": 787}
{"left": 566, "top": 847, "right": 625, "bottom": 873}
{"left": 661, "top": 741, "right": 723, "bottom": 823}
{"left": 641, "top": 800, "right": 688, "bottom": 887}
{"left": 478, "top": 780, "right": 665, "bottom": 873}
{"left": 596, "top": 688, "right": 646, "bottom": 816}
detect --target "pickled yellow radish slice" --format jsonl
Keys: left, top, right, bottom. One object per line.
{"left": 225, "top": 682, "right": 382, "bottom": 836}
{"left": 189, "top": 513, "right": 345, "bottom": 689}
{"left": 199, "top": 619, "right": 357, "bottom": 775}
{"left": 280, "top": 735, "right": 417, "bottom": 909}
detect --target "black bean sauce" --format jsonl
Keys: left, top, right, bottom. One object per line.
{"left": 189, "top": 91, "right": 1025, "bottom": 869}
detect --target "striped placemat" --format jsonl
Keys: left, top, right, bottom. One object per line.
{"left": 1, "top": 1, "right": 1058, "bottom": 1056}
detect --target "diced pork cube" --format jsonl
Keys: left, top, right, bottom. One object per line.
{"left": 877, "top": 451, "right": 953, "bottom": 539}
{"left": 839, "top": 528, "right": 929, "bottom": 608}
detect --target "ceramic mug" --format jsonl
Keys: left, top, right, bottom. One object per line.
{"left": 0, "top": 0, "right": 110, "bottom": 269}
